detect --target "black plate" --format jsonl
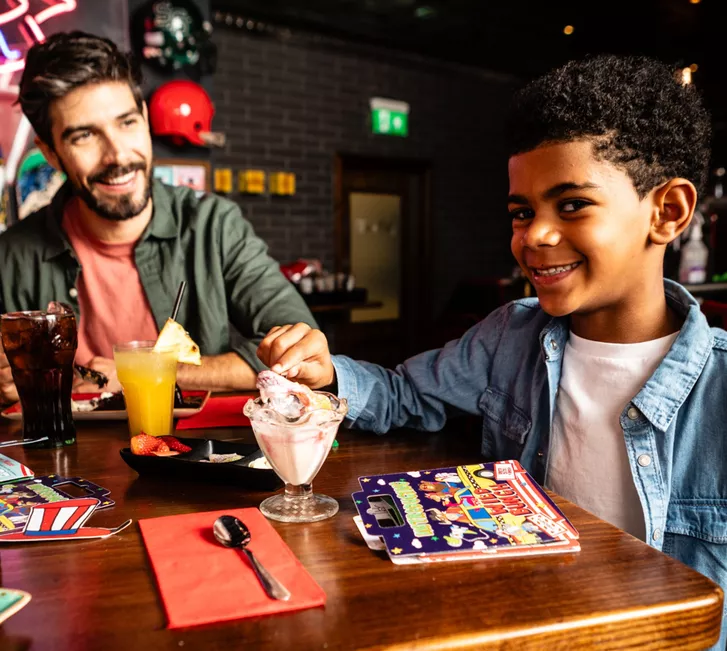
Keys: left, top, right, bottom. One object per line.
{"left": 119, "top": 437, "right": 281, "bottom": 491}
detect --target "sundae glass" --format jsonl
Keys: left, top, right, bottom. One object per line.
{"left": 244, "top": 371, "right": 348, "bottom": 523}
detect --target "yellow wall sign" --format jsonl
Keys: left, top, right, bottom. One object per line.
{"left": 269, "top": 172, "right": 296, "bottom": 196}
{"left": 213, "top": 168, "right": 233, "bottom": 193}
{"left": 238, "top": 170, "right": 266, "bottom": 194}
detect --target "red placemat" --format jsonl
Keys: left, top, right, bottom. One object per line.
{"left": 139, "top": 508, "right": 326, "bottom": 628}
{"left": 175, "top": 395, "right": 252, "bottom": 429}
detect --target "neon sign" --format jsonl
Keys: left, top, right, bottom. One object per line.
{"left": 0, "top": 1, "right": 78, "bottom": 76}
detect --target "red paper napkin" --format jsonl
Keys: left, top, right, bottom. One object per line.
{"left": 139, "top": 508, "right": 326, "bottom": 628}
{"left": 175, "top": 395, "right": 252, "bottom": 430}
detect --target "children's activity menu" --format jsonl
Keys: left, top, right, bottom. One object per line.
{"left": 353, "top": 460, "right": 580, "bottom": 564}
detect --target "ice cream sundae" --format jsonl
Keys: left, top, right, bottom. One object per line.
{"left": 244, "top": 370, "right": 348, "bottom": 522}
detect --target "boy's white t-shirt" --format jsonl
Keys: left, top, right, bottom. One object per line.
{"left": 546, "top": 330, "right": 679, "bottom": 540}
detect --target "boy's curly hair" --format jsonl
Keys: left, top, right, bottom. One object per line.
{"left": 507, "top": 55, "right": 712, "bottom": 196}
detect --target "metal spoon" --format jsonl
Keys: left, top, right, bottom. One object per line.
{"left": 213, "top": 515, "right": 291, "bottom": 601}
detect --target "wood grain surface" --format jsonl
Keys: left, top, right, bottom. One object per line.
{"left": 0, "top": 411, "right": 722, "bottom": 651}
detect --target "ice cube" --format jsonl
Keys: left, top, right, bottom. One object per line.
{"left": 46, "top": 301, "right": 74, "bottom": 315}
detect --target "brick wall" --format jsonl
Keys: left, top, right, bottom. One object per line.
{"left": 129, "top": 0, "right": 214, "bottom": 162}
{"left": 210, "top": 25, "right": 521, "bottom": 319}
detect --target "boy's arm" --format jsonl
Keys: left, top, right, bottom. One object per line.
{"left": 332, "top": 315, "right": 503, "bottom": 434}
{"left": 258, "top": 309, "right": 512, "bottom": 435}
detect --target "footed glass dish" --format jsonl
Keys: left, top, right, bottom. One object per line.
{"left": 244, "top": 392, "right": 347, "bottom": 523}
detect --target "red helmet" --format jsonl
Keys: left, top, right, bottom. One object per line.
{"left": 148, "top": 80, "right": 225, "bottom": 147}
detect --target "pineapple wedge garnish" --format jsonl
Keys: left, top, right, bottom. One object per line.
{"left": 153, "top": 318, "right": 202, "bottom": 365}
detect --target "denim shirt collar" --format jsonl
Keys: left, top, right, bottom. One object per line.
{"left": 634, "top": 280, "right": 712, "bottom": 431}
{"left": 538, "top": 279, "right": 712, "bottom": 432}
{"left": 41, "top": 180, "right": 177, "bottom": 261}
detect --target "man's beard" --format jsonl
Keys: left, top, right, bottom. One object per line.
{"left": 68, "top": 162, "right": 152, "bottom": 221}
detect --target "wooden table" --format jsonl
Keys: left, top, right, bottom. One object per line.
{"left": 0, "top": 416, "right": 723, "bottom": 650}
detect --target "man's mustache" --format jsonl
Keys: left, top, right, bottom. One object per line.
{"left": 89, "top": 162, "right": 147, "bottom": 184}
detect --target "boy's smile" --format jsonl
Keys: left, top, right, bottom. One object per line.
{"left": 508, "top": 140, "right": 657, "bottom": 323}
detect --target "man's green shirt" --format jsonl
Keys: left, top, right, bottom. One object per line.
{"left": 0, "top": 181, "right": 316, "bottom": 370}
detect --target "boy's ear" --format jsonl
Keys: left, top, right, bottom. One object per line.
{"left": 649, "top": 178, "right": 698, "bottom": 246}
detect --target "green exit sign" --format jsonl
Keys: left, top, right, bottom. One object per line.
{"left": 370, "top": 98, "right": 410, "bottom": 137}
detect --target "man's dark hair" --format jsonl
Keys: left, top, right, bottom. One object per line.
{"left": 507, "top": 55, "right": 712, "bottom": 196}
{"left": 18, "top": 31, "right": 143, "bottom": 147}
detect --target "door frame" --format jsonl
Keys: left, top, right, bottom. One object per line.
{"left": 333, "top": 153, "right": 433, "bottom": 352}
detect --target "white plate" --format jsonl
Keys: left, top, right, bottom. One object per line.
{"left": 0, "top": 391, "right": 211, "bottom": 422}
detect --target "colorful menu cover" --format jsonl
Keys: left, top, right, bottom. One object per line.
{"left": 0, "top": 475, "right": 115, "bottom": 534}
{"left": 0, "top": 453, "right": 34, "bottom": 484}
{"left": 0, "top": 588, "right": 31, "bottom": 624}
{"left": 352, "top": 460, "right": 580, "bottom": 564}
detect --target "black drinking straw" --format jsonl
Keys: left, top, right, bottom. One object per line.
{"left": 171, "top": 281, "right": 187, "bottom": 322}
{"left": 169, "top": 281, "right": 187, "bottom": 404}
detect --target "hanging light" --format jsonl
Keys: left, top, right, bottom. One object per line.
{"left": 563, "top": 25, "right": 575, "bottom": 35}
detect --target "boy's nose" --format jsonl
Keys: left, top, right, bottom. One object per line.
{"left": 522, "top": 215, "right": 561, "bottom": 249}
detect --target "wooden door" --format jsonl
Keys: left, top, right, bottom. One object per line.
{"left": 333, "top": 155, "right": 432, "bottom": 366}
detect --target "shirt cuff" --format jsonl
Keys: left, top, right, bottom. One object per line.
{"left": 331, "top": 355, "right": 364, "bottom": 424}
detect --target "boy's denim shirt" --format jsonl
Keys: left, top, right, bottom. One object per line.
{"left": 333, "top": 279, "right": 727, "bottom": 649}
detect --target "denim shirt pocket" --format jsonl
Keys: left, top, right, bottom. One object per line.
{"left": 479, "top": 387, "right": 532, "bottom": 458}
{"left": 663, "top": 500, "right": 727, "bottom": 645}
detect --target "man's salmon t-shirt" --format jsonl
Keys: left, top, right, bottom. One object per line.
{"left": 62, "top": 200, "right": 159, "bottom": 364}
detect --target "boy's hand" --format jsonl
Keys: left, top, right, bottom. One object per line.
{"left": 257, "top": 323, "right": 335, "bottom": 389}
{"left": 0, "top": 340, "right": 18, "bottom": 405}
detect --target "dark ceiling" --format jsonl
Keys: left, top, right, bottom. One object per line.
{"left": 213, "top": 0, "right": 727, "bottom": 149}
{"left": 212, "top": 0, "right": 714, "bottom": 76}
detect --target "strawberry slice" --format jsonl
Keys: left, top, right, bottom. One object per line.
{"left": 160, "top": 436, "right": 192, "bottom": 453}
{"left": 153, "top": 441, "right": 180, "bottom": 456}
{"left": 130, "top": 434, "right": 162, "bottom": 456}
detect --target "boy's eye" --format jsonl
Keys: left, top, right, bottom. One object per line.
{"left": 560, "top": 199, "right": 590, "bottom": 213}
{"left": 509, "top": 208, "right": 534, "bottom": 221}
{"left": 122, "top": 118, "right": 138, "bottom": 127}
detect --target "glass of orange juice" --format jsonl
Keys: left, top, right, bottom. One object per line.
{"left": 113, "top": 340, "right": 178, "bottom": 437}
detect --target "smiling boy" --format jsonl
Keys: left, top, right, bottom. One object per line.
{"left": 258, "top": 55, "right": 726, "bottom": 646}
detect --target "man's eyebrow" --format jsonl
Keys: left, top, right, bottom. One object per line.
{"left": 116, "top": 109, "right": 142, "bottom": 121}
{"left": 61, "top": 124, "right": 94, "bottom": 141}
{"left": 507, "top": 182, "right": 601, "bottom": 204}
{"left": 60, "top": 109, "right": 142, "bottom": 141}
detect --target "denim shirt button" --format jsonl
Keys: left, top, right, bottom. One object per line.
{"left": 637, "top": 454, "right": 651, "bottom": 467}
{"left": 627, "top": 406, "right": 640, "bottom": 420}
{"left": 537, "top": 449, "right": 544, "bottom": 458}
{"left": 652, "top": 529, "right": 662, "bottom": 541}
{"left": 550, "top": 340, "right": 558, "bottom": 350}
